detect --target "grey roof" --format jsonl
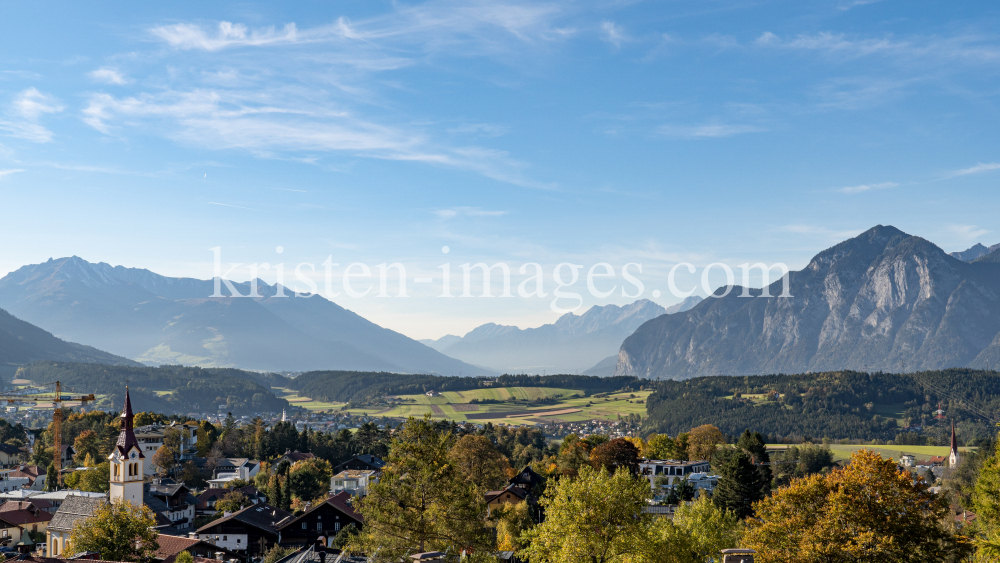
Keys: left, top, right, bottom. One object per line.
{"left": 197, "top": 503, "right": 292, "bottom": 534}
{"left": 144, "top": 492, "right": 170, "bottom": 514}
{"left": 48, "top": 495, "right": 106, "bottom": 532}
{"left": 276, "top": 545, "right": 364, "bottom": 563}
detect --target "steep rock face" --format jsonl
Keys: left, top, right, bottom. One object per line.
{"left": 617, "top": 226, "right": 1000, "bottom": 378}
{"left": 951, "top": 243, "right": 1000, "bottom": 262}
{"left": 0, "top": 257, "right": 491, "bottom": 375}
{"left": 432, "top": 298, "right": 700, "bottom": 374}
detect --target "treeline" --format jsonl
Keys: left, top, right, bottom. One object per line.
{"left": 16, "top": 362, "right": 290, "bottom": 415}
{"left": 287, "top": 370, "right": 641, "bottom": 405}
{"left": 644, "top": 368, "right": 1000, "bottom": 443}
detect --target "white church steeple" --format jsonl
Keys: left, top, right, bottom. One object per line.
{"left": 108, "top": 386, "right": 144, "bottom": 506}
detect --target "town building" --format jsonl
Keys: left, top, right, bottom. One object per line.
{"left": 195, "top": 503, "right": 292, "bottom": 556}
{"left": 45, "top": 495, "right": 105, "bottom": 557}
{"left": 638, "top": 459, "right": 712, "bottom": 488}
{"left": 333, "top": 455, "right": 385, "bottom": 474}
{"left": 275, "top": 492, "right": 363, "bottom": 546}
{"left": 330, "top": 470, "right": 377, "bottom": 497}
{"left": 950, "top": 421, "right": 961, "bottom": 469}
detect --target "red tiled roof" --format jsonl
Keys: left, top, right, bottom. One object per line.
{"left": 154, "top": 535, "right": 202, "bottom": 561}
{"left": 0, "top": 508, "right": 52, "bottom": 526}
{"left": 0, "top": 500, "right": 52, "bottom": 512}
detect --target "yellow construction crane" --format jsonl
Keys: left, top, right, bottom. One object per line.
{"left": 0, "top": 381, "right": 96, "bottom": 486}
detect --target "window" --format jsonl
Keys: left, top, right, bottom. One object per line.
{"left": 223, "top": 536, "right": 227, "bottom": 541}
{"left": 335, "top": 522, "right": 340, "bottom": 532}
{"left": 237, "top": 539, "right": 240, "bottom": 544}
{"left": 302, "top": 523, "right": 307, "bottom": 529}
{"left": 317, "top": 523, "right": 322, "bottom": 531}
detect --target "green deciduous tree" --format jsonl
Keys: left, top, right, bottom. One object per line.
{"left": 645, "top": 434, "right": 678, "bottom": 460}
{"left": 69, "top": 499, "right": 160, "bottom": 563}
{"left": 650, "top": 493, "right": 741, "bottom": 563}
{"left": 743, "top": 449, "right": 970, "bottom": 563}
{"left": 493, "top": 501, "right": 534, "bottom": 551}
{"left": 73, "top": 430, "right": 101, "bottom": 466}
{"left": 349, "top": 415, "right": 489, "bottom": 562}
{"left": 288, "top": 458, "right": 333, "bottom": 502}
{"left": 520, "top": 465, "right": 652, "bottom": 563}
{"left": 216, "top": 491, "right": 251, "bottom": 514}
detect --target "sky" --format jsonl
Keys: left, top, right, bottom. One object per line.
{"left": 1, "top": 0, "right": 999, "bottom": 340}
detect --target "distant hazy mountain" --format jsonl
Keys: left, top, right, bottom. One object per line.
{"left": 617, "top": 226, "right": 1000, "bottom": 379}
{"left": 0, "top": 306, "right": 138, "bottom": 379}
{"left": 0, "top": 257, "right": 493, "bottom": 375}
{"left": 424, "top": 297, "right": 701, "bottom": 374}
{"left": 951, "top": 243, "right": 1000, "bottom": 262}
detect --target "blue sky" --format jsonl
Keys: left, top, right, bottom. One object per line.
{"left": 1, "top": 0, "right": 999, "bottom": 339}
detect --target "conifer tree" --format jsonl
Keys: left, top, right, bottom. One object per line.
{"left": 713, "top": 451, "right": 766, "bottom": 519}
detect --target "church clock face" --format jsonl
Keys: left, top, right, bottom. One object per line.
{"left": 130, "top": 452, "right": 137, "bottom": 459}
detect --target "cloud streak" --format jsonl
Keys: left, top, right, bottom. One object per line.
{"left": 946, "top": 162, "right": 1000, "bottom": 178}
{"left": 837, "top": 181, "right": 898, "bottom": 194}
{"left": 0, "top": 169, "right": 25, "bottom": 179}
{"left": 0, "top": 88, "right": 63, "bottom": 143}
{"left": 89, "top": 68, "right": 130, "bottom": 85}
{"left": 435, "top": 207, "right": 507, "bottom": 219}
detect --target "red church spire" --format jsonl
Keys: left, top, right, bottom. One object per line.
{"left": 120, "top": 385, "right": 134, "bottom": 431}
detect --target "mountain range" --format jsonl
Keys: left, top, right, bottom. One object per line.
{"left": 0, "top": 306, "right": 138, "bottom": 380}
{"left": 421, "top": 297, "right": 701, "bottom": 374}
{"left": 951, "top": 242, "right": 1000, "bottom": 262}
{"left": 616, "top": 226, "right": 1000, "bottom": 379}
{"left": 0, "top": 257, "right": 492, "bottom": 375}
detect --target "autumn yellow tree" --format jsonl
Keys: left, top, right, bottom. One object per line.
{"left": 450, "top": 434, "right": 512, "bottom": 493}
{"left": 742, "top": 449, "right": 970, "bottom": 562}
{"left": 69, "top": 499, "right": 159, "bottom": 562}
{"left": 686, "top": 425, "right": 724, "bottom": 462}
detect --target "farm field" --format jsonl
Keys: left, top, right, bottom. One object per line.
{"left": 277, "top": 385, "right": 652, "bottom": 424}
{"left": 376, "top": 387, "right": 650, "bottom": 424}
{"left": 768, "top": 443, "right": 975, "bottom": 462}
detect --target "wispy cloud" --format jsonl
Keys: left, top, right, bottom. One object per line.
{"left": 447, "top": 123, "right": 510, "bottom": 137}
{"left": 839, "top": 0, "right": 887, "bottom": 10}
{"left": 270, "top": 187, "right": 308, "bottom": 193}
{"left": 948, "top": 224, "right": 990, "bottom": 240}
{"left": 946, "top": 162, "right": 1000, "bottom": 178}
{"left": 753, "top": 31, "right": 1000, "bottom": 64}
{"left": 837, "top": 181, "right": 898, "bottom": 194}
{"left": 0, "top": 169, "right": 24, "bottom": 179}
{"left": 778, "top": 224, "right": 862, "bottom": 240}
{"left": 81, "top": 89, "right": 548, "bottom": 188}
{"left": 658, "top": 123, "right": 766, "bottom": 139}
{"left": 600, "top": 21, "right": 626, "bottom": 48}
{"left": 149, "top": 2, "right": 571, "bottom": 57}
{"left": 89, "top": 67, "right": 130, "bottom": 85}
{"left": 209, "top": 201, "right": 254, "bottom": 210}
{"left": 435, "top": 207, "right": 507, "bottom": 219}
{"left": 0, "top": 88, "right": 64, "bottom": 143}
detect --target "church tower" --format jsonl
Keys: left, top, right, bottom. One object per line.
{"left": 949, "top": 420, "right": 960, "bottom": 469}
{"left": 108, "top": 387, "right": 144, "bottom": 506}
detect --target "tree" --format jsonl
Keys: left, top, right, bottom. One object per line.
{"left": 650, "top": 493, "right": 741, "bottom": 563}
{"left": 288, "top": 458, "right": 333, "bottom": 502}
{"left": 450, "top": 434, "right": 511, "bottom": 493}
{"left": 348, "top": 416, "right": 489, "bottom": 562}
{"left": 65, "top": 463, "right": 111, "bottom": 493}
{"left": 215, "top": 491, "right": 250, "bottom": 514}
{"left": 972, "top": 434, "right": 1000, "bottom": 558}
{"left": 590, "top": 438, "right": 641, "bottom": 475}
{"left": 645, "top": 434, "right": 678, "bottom": 460}
{"left": 180, "top": 461, "right": 207, "bottom": 488}
{"left": 520, "top": 465, "right": 652, "bottom": 563}
{"left": 45, "top": 463, "right": 56, "bottom": 491}
{"left": 493, "top": 501, "right": 534, "bottom": 551}
{"left": 73, "top": 430, "right": 101, "bottom": 466}
{"left": 743, "top": 449, "right": 970, "bottom": 562}
{"left": 152, "top": 446, "right": 177, "bottom": 475}
{"left": 261, "top": 545, "right": 298, "bottom": 563}
{"left": 686, "top": 425, "right": 724, "bottom": 462}
{"left": 69, "top": 499, "right": 160, "bottom": 563}
{"left": 196, "top": 421, "right": 218, "bottom": 457}
{"left": 712, "top": 451, "right": 765, "bottom": 520}
{"left": 557, "top": 434, "right": 592, "bottom": 476}
{"left": 175, "top": 551, "right": 194, "bottom": 563}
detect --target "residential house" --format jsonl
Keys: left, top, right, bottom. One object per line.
{"left": 333, "top": 455, "right": 385, "bottom": 474}
{"left": 485, "top": 485, "right": 527, "bottom": 515}
{"left": 9, "top": 466, "right": 45, "bottom": 491}
{"left": 146, "top": 479, "right": 198, "bottom": 531}
{"left": 638, "top": 460, "right": 712, "bottom": 488}
{"left": 0, "top": 445, "right": 26, "bottom": 467}
{"left": 45, "top": 495, "right": 106, "bottom": 557}
{"left": 330, "top": 470, "right": 377, "bottom": 497}
{"left": 136, "top": 423, "right": 200, "bottom": 474}
{"left": 58, "top": 446, "right": 75, "bottom": 470}
{"left": 0, "top": 470, "right": 29, "bottom": 493}
{"left": 196, "top": 486, "right": 266, "bottom": 517}
{"left": 278, "top": 451, "right": 315, "bottom": 465}
{"left": 154, "top": 534, "right": 236, "bottom": 563}
{"left": 0, "top": 501, "right": 52, "bottom": 539}
{"left": 195, "top": 503, "right": 292, "bottom": 556}
{"left": 275, "top": 492, "right": 363, "bottom": 547}
{"left": 197, "top": 458, "right": 261, "bottom": 483}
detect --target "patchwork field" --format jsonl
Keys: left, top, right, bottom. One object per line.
{"left": 768, "top": 443, "right": 976, "bottom": 462}
{"left": 276, "top": 384, "right": 651, "bottom": 425}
